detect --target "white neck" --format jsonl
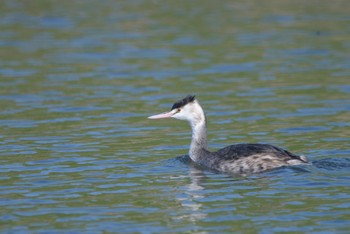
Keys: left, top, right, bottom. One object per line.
{"left": 188, "top": 105, "right": 208, "bottom": 161}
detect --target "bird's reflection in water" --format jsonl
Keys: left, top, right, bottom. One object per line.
{"left": 171, "top": 155, "right": 208, "bottom": 223}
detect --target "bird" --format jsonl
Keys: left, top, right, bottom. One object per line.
{"left": 148, "top": 95, "right": 308, "bottom": 174}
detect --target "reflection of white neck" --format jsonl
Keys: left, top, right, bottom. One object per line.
{"left": 188, "top": 104, "right": 208, "bottom": 162}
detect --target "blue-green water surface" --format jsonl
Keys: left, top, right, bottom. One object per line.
{"left": 1, "top": 1, "right": 349, "bottom": 233}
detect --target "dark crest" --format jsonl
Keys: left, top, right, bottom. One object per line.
{"left": 171, "top": 95, "right": 196, "bottom": 110}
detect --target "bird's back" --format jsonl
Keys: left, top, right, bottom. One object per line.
{"left": 205, "top": 143, "right": 308, "bottom": 174}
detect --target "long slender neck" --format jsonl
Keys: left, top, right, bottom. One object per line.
{"left": 188, "top": 108, "right": 209, "bottom": 162}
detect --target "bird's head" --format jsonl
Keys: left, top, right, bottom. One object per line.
{"left": 148, "top": 95, "right": 205, "bottom": 124}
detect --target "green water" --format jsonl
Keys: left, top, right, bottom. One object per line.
{"left": 1, "top": 0, "right": 349, "bottom": 233}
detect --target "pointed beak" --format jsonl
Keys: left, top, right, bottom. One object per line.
{"left": 148, "top": 110, "right": 177, "bottom": 119}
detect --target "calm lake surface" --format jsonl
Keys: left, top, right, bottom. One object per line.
{"left": 1, "top": 1, "right": 350, "bottom": 233}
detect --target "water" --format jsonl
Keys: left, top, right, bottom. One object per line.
{"left": 1, "top": 0, "right": 349, "bottom": 233}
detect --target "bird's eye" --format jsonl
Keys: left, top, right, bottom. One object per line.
{"left": 177, "top": 108, "right": 181, "bottom": 113}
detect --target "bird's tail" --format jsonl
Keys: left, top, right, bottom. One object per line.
{"left": 287, "top": 155, "right": 309, "bottom": 165}
{"left": 299, "top": 155, "right": 308, "bottom": 163}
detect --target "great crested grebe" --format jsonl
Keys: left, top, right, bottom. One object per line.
{"left": 148, "top": 95, "right": 308, "bottom": 174}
